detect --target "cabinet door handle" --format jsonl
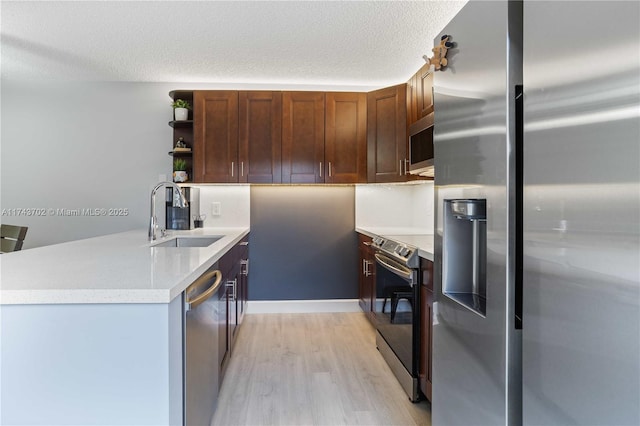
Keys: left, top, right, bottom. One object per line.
{"left": 328, "top": 162, "right": 332, "bottom": 177}
{"left": 363, "top": 259, "right": 371, "bottom": 276}
{"left": 241, "top": 162, "right": 244, "bottom": 177}
{"left": 399, "top": 160, "right": 403, "bottom": 176}
{"left": 319, "top": 162, "right": 323, "bottom": 177}
{"left": 231, "top": 162, "right": 235, "bottom": 177}
{"left": 241, "top": 259, "right": 249, "bottom": 276}
{"left": 226, "top": 279, "right": 237, "bottom": 301}
{"left": 404, "top": 159, "right": 409, "bottom": 175}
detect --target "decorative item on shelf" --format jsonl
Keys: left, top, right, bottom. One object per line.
{"left": 423, "top": 34, "right": 454, "bottom": 71}
{"left": 173, "top": 158, "right": 188, "bottom": 182}
{"left": 173, "top": 137, "right": 192, "bottom": 152}
{"left": 171, "top": 99, "right": 191, "bottom": 121}
{"left": 192, "top": 214, "right": 206, "bottom": 228}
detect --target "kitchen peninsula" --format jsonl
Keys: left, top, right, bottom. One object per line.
{"left": 0, "top": 227, "right": 248, "bottom": 425}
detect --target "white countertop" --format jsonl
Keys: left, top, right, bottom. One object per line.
{"left": 0, "top": 227, "right": 249, "bottom": 305}
{"left": 356, "top": 227, "right": 434, "bottom": 261}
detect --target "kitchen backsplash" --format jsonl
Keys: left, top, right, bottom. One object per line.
{"left": 188, "top": 184, "right": 251, "bottom": 227}
{"left": 355, "top": 181, "right": 435, "bottom": 234}
{"left": 189, "top": 181, "right": 434, "bottom": 233}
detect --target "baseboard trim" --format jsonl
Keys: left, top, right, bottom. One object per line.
{"left": 247, "top": 299, "right": 361, "bottom": 314}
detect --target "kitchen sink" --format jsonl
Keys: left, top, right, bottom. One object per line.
{"left": 152, "top": 236, "right": 222, "bottom": 248}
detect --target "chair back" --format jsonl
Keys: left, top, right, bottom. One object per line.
{"left": 1, "top": 224, "right": 28, "bottom": 253}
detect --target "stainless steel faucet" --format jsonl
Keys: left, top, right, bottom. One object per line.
{"left": 149, "top": 181, "right": 188, "bottom": 241}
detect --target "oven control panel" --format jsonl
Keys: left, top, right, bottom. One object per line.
{"left": 371, "top": 236, "right": 419, "bottom": 268}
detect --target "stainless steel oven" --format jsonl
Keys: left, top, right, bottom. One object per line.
{"left": 370, "top": 236, "right": 421, "bottom": 402}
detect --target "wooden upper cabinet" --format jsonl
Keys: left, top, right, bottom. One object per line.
{"left": 367, "top": 84, "right": 408, "bottom": 183}
{"left": 193, "top": 91, "right": 239, "bottom": 183}
{"left": 239, "top": 92, "right": 282, "bottom": 183}
{"left": 407, "top": 72, "right": 419, "bottom": 124}
{"left": 325, "top": 92, "right": 367, "bottom": 183}
{"left": 417, "top": 64, "right": 434, "bottom": 118}
{"left": 282, "top": 92, "right": 325, "bottom": 183}
{"left": 407, "top": 64, "right": 434, "bottom": 125}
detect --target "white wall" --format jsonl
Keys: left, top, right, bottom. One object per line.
{"left": 355, "top": 181, "right": 434, "bottom": 234}
{"left": 1, "top": 80, "right": 184, "bottom": 248}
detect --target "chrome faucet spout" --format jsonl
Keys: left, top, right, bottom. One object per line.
{"left": 149, "top": 181, "right": 189, "bottom": 241}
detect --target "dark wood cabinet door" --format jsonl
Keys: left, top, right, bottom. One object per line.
{"left": 282, "top": 92, "right": 325, "bottom": 183}
{"left": 217, "top": 278, "right": 230, "bottom": 381}
{"left": 358, "top": 234, "right": 376, "bottom": 323}
{"left": 365, "top": 246, "right": 376, "bottom": 321}
{"left": 417, "top": 65, "right": 434, "bottom": 118}
{"left": 358, "top": 236, "right": 370, "bottom": 313}
{"left": 367, "top": 84, "right": 408, "bottom": 183}
{"left": 237, "top": 236, "right": 249, "bottom": 326}
{"left": 194, "top": 91, "right": 239, "bottom": 183}
{"left": 325, "top": 92, "right": 367, "bottom": 183}
{"left": 239, "top": 92, "right": 282, "bottom": 183}
{"left": 420, "top": 258, "right": 434, "bottom": 401}
{"left": 228, "top": 266, "right": 240, "bottom": 351}
{"left": 407, "top": 72, "right": 419, "bottom": 124}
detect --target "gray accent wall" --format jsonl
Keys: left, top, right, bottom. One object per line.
{"left": 249, "top": 186, "right": 357, "bottom": 300}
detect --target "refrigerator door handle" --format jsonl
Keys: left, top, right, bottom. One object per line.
{"left": 515, "top": 84, "right": 523, "bottom": 330}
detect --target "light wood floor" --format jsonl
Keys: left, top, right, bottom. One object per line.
{"left": 211, "top": 312, "right": 431, "bottom": 426}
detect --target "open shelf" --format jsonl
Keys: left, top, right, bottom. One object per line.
{"left": 168, "top": 120, "right": 193, "bottom": 128}
{"left": 169, "top": 90, "right": 194, "bottom": 181}
{"left": 169, "top": 90, "right": 194, "bottom": 102}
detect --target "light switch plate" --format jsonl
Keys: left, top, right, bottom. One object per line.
{"left": 211, "top": 202, "right": 222, "bottom": 216}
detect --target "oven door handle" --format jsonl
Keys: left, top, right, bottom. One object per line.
{"left": 374, "top": 253, "right": 413, "bottom": 282}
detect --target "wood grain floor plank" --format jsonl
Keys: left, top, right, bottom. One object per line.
{"left": 211, "top": 313, "right": 431, "bottom": 426}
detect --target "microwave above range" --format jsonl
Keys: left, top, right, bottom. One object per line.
{"left": 408, "top": 112, "right": 434, "bottom": 177}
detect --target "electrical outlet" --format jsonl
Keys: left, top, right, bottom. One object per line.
{"left": 211, "top": 202, "right": 222, "bottom": 216}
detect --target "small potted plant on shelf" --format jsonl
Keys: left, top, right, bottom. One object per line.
{"left": 171, "top": 99, "right": 191, "bottom": 121}
{"left": 173, "top": 158, "right": 188, "bottom": 182}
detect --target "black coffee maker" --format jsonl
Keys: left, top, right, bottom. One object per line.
{"left": 166, "top": 187, "right": 200, "bottom": 230}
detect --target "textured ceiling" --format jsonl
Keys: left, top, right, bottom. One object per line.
{"left": 1, "top": 1, "right": 467, "bottom": 89}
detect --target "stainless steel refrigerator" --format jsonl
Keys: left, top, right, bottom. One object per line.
{"left": 433, "top": 1, "right": 639, "bottom": 425}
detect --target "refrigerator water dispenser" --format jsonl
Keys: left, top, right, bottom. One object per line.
{"left": 442, "top": 199, "right": 487, "bottom": 316}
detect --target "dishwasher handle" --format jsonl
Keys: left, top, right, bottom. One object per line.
{"left": 185, "top": 269, "right": 222, "bottom": 311}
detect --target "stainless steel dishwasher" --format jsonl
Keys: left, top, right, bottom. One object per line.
{"left": 184, "top": 265, "right": 223, "bottom": 426}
